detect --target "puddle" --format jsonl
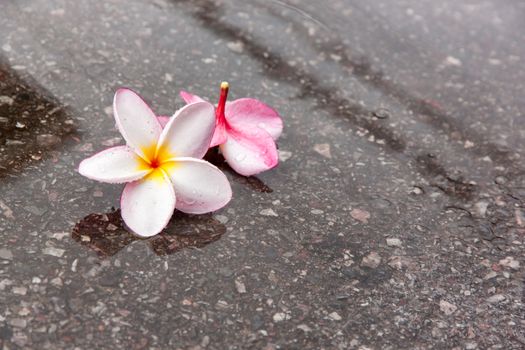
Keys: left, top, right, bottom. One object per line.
{"left": 72, "top": 209, "right": 226, "bottom": 257}
{"left": 0, "top": 58, "right": 77, "bottom": 178}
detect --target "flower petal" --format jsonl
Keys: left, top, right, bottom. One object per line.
{"left": 156, "top": 101, "right": 215, "bottom": 160}
{"left": 157, "top": 115, "right": 170, "bottom": 128}
{"left": 225, "top": 98, "right": 283, "bottom": 140}
{"left": 78, "top": 146, "right": 150, "bottom": 183}
{"left": 120, "top": 169, "right": 175, "bottom": 237}
{"left": 179, "top": 91, "right": 228, "bottom": 147}
{"left": 180, "top": 90, "right": 206, "bottom": 104}
{"left": 113, "top": 88, "right": 162, "bottom": 162}
{"left": 163, "top": 158, "right": 232, "bottom": 214}
{"left": 220, "top": 128, "right": 279, "bottom": 176}
{"left": 210, "top": 120, "right": 228, "bottom": 147}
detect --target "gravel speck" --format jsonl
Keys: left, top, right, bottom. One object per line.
{"left": 439, "top": 300, "right": 457, "bottom": 315}
{"left": 0, "top": 95, "right": 14, "bottom": 105}
{"left": 351, "top": 208, "right": 370, "bottom": 223}
{"left": 297, "top": 324, "right": 312, "bottom": 332}
{"left": 260, "top": 208, "right": 278, "bottom": 217}
{"left": 36, "top": 134, "right": 61, "bottom": 148}
{"left": 273, "top": 312, "right": 290, "bottom": 322}
{"left": 465, "top": 342, "right": 478, "bottom": 350}
{"left": 498, "top": 256, "right": 519, "bottom": 270}
{"left": 445, "top": 55, "right": 462, "bottom": 66}
{"left": 313, "top": 143, "right": 332, "bottom": 158}
{"left": 235, "top": 278, "right": 246, "bottom": 294}
{"left": 201, "top": 335, "right": 210, "bottom": 347}
{"left": 51, "top": 277, "right": 63, "bottom": 287}
{"left": 386, "top": 238, "right": 402, "bottom": 247}
{"left": 361, "top": 252, "right": 381, "bottom": 268}
{"left": 483, "top": 271, "right": 497, "bottom": 280}
{"left": 0, "top": 248, "right": 13, "bottom": 260}
{"left": 410, "top": 186, "right": 423, "bottom": 195}
{"left": 214, "top": 215, "right": 228, "bottom": 224}
{"left": 42, "top": 247, "right": 65, "bottom": 257}
{"left": 52, "top": 232, "right": 69, "bottom": 240}
{"left": 328, "top": 312, "right": 342, "bottom": 321}
{"left": 12, "top": 286, "right": 27, "bottom": 295}
{"left": 487, "top": 294, "right": 506, "bottom": 304}
{"left": 9, "top": 318, "right": 27, "bottom": 328}
{"left": 227, "top": 41, "right": 244, "bottom": 53}
{"left": 474, "top": 201, "right": 489, "bottom": 217}
{"left": 278, "top": 150, "right": 293, "bottom": 162}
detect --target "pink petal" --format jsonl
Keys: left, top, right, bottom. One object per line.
{"left": 157, "top": 116, "right": 170, "bottom": 128}
{"left": 180, "top": 90, "right": 206, "bottom": 104}
{"left": 163, "top": 158, "right": 232, "bottom": 214}
{"left": 219, "top": 127, "right": 279, "bottom": 176}
{"left": 120, "top": 169, "right": 175, "bottom": 237}
{"left": 156, "top": 101, "right": 215, "bottom": 160}
{"left": 210, "top": 120, "right": 228, "bottom": 147}
{"left": 78, "top": 146, "right": 150, "bottom": 183}
{"left": 225, "top": 98, "right": 283, "bottom": 140}
{"left": 113, "top": 88, "right": 162, "bottom": 162}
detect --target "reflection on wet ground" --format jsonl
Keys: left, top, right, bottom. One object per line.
{"left": 0, "top": 0, "right": 524, "bottom": 349}
{"left": 0, "top": 59, "right": 76, "bottom": 178}
{"left": 72, "top": 210, "right": 226, "bottom": 257}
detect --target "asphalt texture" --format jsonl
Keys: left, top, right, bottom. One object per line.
{"left": 0, "top": 1, "right": 524, "bottom": 349}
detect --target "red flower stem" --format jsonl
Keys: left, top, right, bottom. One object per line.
{"left": 216, "top": 81, "right": 229, "bottom": 124}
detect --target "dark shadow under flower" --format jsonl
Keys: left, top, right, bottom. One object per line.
{"left": 204, "top": 148, "right": 274, "bottom": 193}
{"left": 72, "top": 209, "right": 226, "bottom": 258}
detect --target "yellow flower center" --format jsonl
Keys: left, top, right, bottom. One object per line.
{"left": 136, "top": 143, "right": 179, "bottom": 182}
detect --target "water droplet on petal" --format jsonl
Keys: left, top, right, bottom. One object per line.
{"left": 185, "top": 197, "right": 196, "bottom": 205}
{"left": 236, "top": 154, "right": 246, "bottom": 162}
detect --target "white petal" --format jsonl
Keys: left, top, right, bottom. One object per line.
{"left": 78, "top": 146, "right": 150, "bottom": 183}
{"left": 156, "top": 102, "right": 215, "bottom": 161}
{"left": 113, "top": 88, "right": 162, "bottom": 162}
{"left": 163, "top": 157, "right": 232, "bottom": 214}
{"left": 120, "top": 169, "right": 175, "bottom": 237}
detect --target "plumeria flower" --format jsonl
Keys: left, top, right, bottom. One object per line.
{"left": 79, "top": 89, "right": 232, "bottom": 237}
{"left": 180, "top": 82, "right": 283, "bottom": 176}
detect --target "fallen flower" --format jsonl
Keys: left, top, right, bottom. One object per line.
{"left": 79, "top": 88, "right": 232, "bottom": 237}
{"left": 180, "top": 82, "right": 283, "bottom": 176}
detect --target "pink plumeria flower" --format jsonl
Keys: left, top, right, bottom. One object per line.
{"left": 79, "top": 88, "right": 232, "bottom": 237}
{"left": 180, "top": 82, "right": 283, "bottom": 176}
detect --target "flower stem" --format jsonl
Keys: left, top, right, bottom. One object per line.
{"left": 216, "top": 81, "right": 229, "bottom": 123}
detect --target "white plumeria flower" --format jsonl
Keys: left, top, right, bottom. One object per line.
{"left": 79, "top": 88, "right": 232, "bottom": 237}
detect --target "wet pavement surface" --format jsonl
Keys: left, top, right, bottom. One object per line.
{"left": 0, "top": 0, "right": 524, "bottom": 349}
